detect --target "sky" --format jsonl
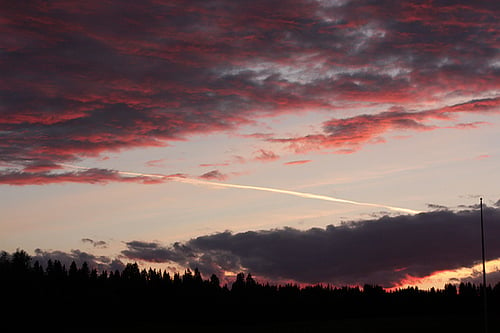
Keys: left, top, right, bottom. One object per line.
{"left": 1, "top": 0, "right": 499, "bottom": 288}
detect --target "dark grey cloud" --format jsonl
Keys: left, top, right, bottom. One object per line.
{"left": 121, "top": 240, "right": 192, "bottom": 263}
{"left": 199, "top": 170, "right": 228, "bottom": 181}
{"left": 81, "top": 238, "right": 108, "bottom": 249}
{"left": 33, "top": 248, "right": 124, "bottom": 272}
{"left": 427, "top": 203, "right": 449, "bottom": 210}
{"left": 122, "top": 205, "right": 500, "bottom": 287}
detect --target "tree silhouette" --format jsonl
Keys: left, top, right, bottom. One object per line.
{"left": 122, "top": 262, "right": 141, "bottom": 281}
{"left": 232, "top": 272, "right": 246, "bottom": 292}
{"left": 1, "top": 248, "right": 499, "bottom": 331}
{"left": 69, "top": 261, "right": 78, "bottom": 280}
{"left": 79, "top": 261, "right": 90, "bottom": 280}
{"left": 210, "top": 273, "right": 220, "bottom": 289}
{"left": 12, "top": 249, "right": 31, "bottom": 274}
{"left": 246, "top": 273, "right": 256, "bottom": 289}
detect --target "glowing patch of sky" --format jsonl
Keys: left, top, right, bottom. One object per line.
{"left": 396, "top": 259, "right": 500, "bottom": 291}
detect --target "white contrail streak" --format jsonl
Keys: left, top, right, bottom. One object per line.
{"left": 59, "top": 164, "right": 423, "bottom": 214}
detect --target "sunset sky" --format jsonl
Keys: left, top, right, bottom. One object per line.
{"left": 1, "top": 0, "right": 499, "bottom": 288}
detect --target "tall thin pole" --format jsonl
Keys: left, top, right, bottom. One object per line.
{"left": 480, "top": 198, "right": 488, "bottom": 333}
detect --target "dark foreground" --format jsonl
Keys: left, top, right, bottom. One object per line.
{"left": 143, "top": 316, "right": 498, "bottom": 333}
{"left": 54, "top": 315, "right": 499, "bottom": 333}
{"left": 2, "top": 250, "right": 499, "bottom": 332}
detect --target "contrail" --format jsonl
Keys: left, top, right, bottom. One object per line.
{"left": 59, "top": 164, "right": 422, "bottom": 214}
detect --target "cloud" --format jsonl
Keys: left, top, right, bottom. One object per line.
{"left": 1, "top": 0, "right": 498, "bottom": 184}
{"left": 460, "top": 269, "right": 500, "bottom": 286}
{"left": 0, "top": 168, "right": 167, "bottom": 186}
{"left": 199, "top": 163, "right": 230, "bottom": 167}
{"left": 476, "top": 154, "right": 491, "bottom": 160}
{"left": 240, "top": 133, "right": 274, "bottom": 140}
{"left": 81, "top": 238, "right": 108, "bottom": 249}
{"left": 426, "top": 203, "right": 449, "bottom": 211}
{"left": 270, "top": 98, "right": 500, "bottom": 154}
{"left": 22, "top": 161, "right": 63, "bottom": 173}
{"left": 121, "top": 205, "right": 500, "bottom": 287}
{"left": 33, "top": 248, "right": 124, "bottom": 272}
{"left": 145, "top": 159, "right": 166, "bottom": 168}
{"left": 199, "top": 170, "right": 228, "bottom": 181}
{"left": 254, "top": 149, "right": 280, "bottom": 162}
{"left": 121, "top": 241, "right": 190, "bottom": 263}
{"left": 284, "top": 160, "right": 312, "bottom": 166}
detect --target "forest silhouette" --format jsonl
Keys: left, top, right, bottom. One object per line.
{"left": 1, "top": 249, "right": 499, "bottom": 332}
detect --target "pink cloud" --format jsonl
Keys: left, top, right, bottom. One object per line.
{"left": 22, "top": 162, "right": 63, "bottom": 173}
{"left": 239, "top": 133, "right": 274, "bottom": 139}
{"left": 284, "top": 160, "right": 312, "bottom": 166}
{"left": 0, "top": 169, "right": 168, "bottom": 186}
{"left": 269, "top": 98, "right": 500, "bottom": 154}
{"left": 476, "top": 154, "right": 490, "bottom": 160}
{"left": 199, "top": 162, "right": 230, "bottom": 167}
{"left": 445, "top": 122, "right": 490, "bottom": 130}
{"left": 146, "top": 159, "right": 166, "bottom": 168}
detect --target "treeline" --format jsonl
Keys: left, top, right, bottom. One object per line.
{"left": 1, "top": 249, "right": 499, "bottom": 330}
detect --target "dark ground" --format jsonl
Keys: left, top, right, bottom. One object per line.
{"left": 121, "top": 316, "right": 496, "bottom": 333}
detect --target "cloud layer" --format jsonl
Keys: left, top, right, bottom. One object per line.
{"left": 1, "top": 0, "right": 498, "bottom": 184}
{"left": 121, "top": 206, "right": 500, "bottom": 287}
{"left": 0, "top": 168, "right": 169, "bottom": 185}
{"left": 33, "top": 248, "right": 125, "bottom": 273}
{"left": 270, "top": 98, "right": 500, "bottom": 154}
